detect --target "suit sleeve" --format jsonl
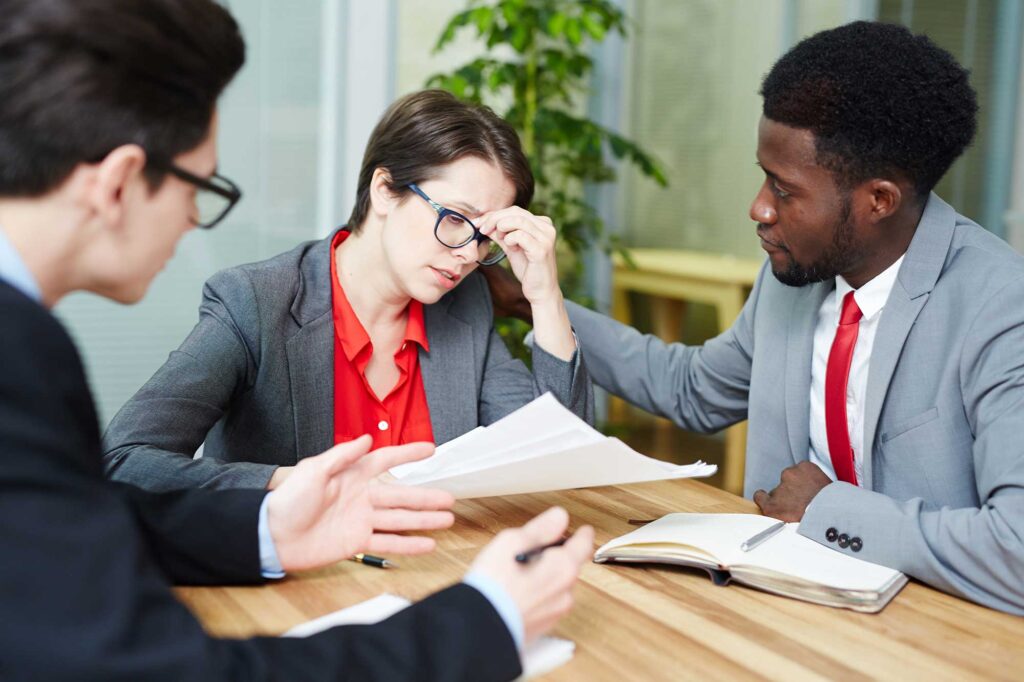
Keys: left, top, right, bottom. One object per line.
{"left": 799, "top": 275, "right": 1024, "bottom": 615}
{"left": 474, "top": 273, "right": 595, "bottom": 424}
{"left": 564, "top": 263, "right": 767, "bottom": 433}
{"left": 114, "top": 482, "right": 267, "bottom": 585}
{"left": 0, "top": 289, "right": 522, "bottom": 681}
{"left": 3, "top": 466, "right": 520, "bottom": 680}
{"left": 102, "top": 269, "right": 279, "bottom": 491}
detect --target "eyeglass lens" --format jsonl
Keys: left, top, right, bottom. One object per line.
{"left": 194, "top": 185, "right": 233, "bottom": 228}
{"left": 435, "top": 212, "right": 504, "bottom": 264}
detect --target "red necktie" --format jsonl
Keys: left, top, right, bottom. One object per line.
{"left": 825, "top": 291, "right": 863, "bottom": 485}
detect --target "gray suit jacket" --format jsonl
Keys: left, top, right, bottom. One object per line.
{"left": 103, "top": 231, "right": 592, "bottom": 491}
{"left": 566, "top": 194, "right": 1024, "bottom": 615}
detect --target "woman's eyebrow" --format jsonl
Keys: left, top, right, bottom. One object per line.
{"left": 448, "top": 199, "right": 481, "bottom": 216}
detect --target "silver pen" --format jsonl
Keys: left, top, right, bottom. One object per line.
{"left": 740, "top": 520, "right": 786, "bottom": 552}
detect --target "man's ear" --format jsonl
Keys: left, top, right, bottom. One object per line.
{"left": 86, "top": 144, "right": 148, "bottom": 229}
{"left": 368, "top": 167, "right": 400, "bottom": 219}
{"left": 861, "top": 179, "right": 904, "bottom": 224}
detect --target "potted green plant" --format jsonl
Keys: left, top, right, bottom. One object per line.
{"left": 428, "top": 0, "right": 668, "bottom": 357}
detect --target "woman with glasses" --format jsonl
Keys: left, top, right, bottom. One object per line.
{"left": 102, "top": 89, "right": 592, "bottom": 491}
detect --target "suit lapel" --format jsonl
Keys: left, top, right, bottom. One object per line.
{"left": 860, "top": 193, "right": 955, "bottom": 488}
{"left": 860, "top": 286, "right": 926, "bottom": 489}
{"left": 421, "top": 298, "right": 477, "bottom": 445}
{"left": 287, "top": 315, "right": 334, "bottom": 458}
{"left": 784, "top": 282, "right": 832, "bottom": 467}
{"left": 287, "top": 231, "right": 336, "bottom": 459}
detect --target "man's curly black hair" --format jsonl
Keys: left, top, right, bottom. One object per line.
{"left": 761, "top": 21, "right": 978, "bottom": 199}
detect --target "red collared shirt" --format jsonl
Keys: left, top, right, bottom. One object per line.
{"left": 330, "top": 230, "right": 434, "bottom": 448}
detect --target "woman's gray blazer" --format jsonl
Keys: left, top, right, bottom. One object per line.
{"left": 102, "top": 231, "right": 593, "bottom": 491}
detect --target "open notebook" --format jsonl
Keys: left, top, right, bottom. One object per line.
{"left": 594, "top": 513, "right": 907, "bottom": 613}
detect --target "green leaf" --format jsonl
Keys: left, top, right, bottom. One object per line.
{"left": 547, "top": 12, "right": 567, "bottom": 37}
{"left": 565, "top": 17, "right": 582, "bottom": 45}
{"left": 510, "top": 23, "right": 529, "bottom": 51}
{"left": 580, "top": 11, "right": 606, "bottom": 40}
{"left": 434, "top": 9, "right": 474, "bottom": 52}
{"left": 471, "top": 6, "right": 494, "bottom": 35}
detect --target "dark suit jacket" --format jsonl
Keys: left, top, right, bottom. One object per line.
{"left": 0, "top": 281, "right": 520, "bottom": 681}
{"left": 103, "top": 230, "right": 593, "bottom": 491}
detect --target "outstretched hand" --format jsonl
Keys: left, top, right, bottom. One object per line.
{"left": 266, "top": 435, "right": 455, "bottom": 572}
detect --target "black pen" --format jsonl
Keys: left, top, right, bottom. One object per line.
{"left": 350, "top": 553, "right": 396, "bottom": 569}
{"left": 515, "top": 536, "right": 568, "bottom": 563}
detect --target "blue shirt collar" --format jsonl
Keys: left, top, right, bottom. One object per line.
{"left": 0, "top": 227, "right": 43, "bottom": 303}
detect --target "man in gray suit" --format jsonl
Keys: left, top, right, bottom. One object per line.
{"left": 489, "top": 21, "right": 1024, "bottom": 614}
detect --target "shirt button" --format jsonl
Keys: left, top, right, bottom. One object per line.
{"left": 377, "top": 420, "right": 389, "bottom": 431}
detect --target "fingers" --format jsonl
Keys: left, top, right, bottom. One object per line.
{"left": 370, "top": 483, "right": 455, "bottom": 510}
{"left": 478, "top": 209, "right": 556, "bottom": 260}
{"left": 517, "top": 506, "right": 570, "bottom": 549}
{"left": 370, "top": 508, "right": 455, "bottom": 532}
{"left": 358, "top": 441, "right": 436, "bottom": 478}
{"left": 560, "top": 525, "right": 595, "bottom": 567}
{"left": 753, "top": 489, "right": 769, "bottom": 511}
{"left": 317, "top": 435, "right": 373, "bottom": 477}
{"left": 365, "top": 533, "right": 437, "bottom": 556}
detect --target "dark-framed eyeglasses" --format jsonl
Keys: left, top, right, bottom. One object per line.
{"left": 149, "top": 158, "right": 242, "bottom": 230}
{"left": 407, "top": 183, "right": 505, "bottom": 266}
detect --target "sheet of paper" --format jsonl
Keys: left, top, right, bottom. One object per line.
{"left": 390, "top": 393, "right": 716, "bottom": 498}
{"left": 282, "top": 593, "right": 573, "bottom": 680}
{"left": 282, "top": 593, "right": 410, "bottom": 637}
{"left": 392, "top": 393, "right": 603, "bottom": 480}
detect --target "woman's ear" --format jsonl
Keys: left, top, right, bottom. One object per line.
{"left": 368, "top": 167, "right": 400, "bottom": 219}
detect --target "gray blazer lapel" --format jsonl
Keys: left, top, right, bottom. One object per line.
{"left": 785, "top": 281, "right": 832, "bottom": 467}
{"left": 421, "top": 298, "right": 477, "bottom": 445}
{"left": 861, "top": 193, "right": 955, "bottom": 488}
{"left": 287, "top": 232, "right": 336, "bottom": 459}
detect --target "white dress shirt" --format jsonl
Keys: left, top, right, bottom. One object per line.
{"left": 808, "top": 255, "right": 905, "bottom": 484}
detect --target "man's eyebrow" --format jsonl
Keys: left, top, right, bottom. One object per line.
{"left": 755, "top": 160, "right": 798, "bottom": 187}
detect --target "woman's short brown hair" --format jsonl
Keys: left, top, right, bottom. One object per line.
{"left": 347, "top": 89, "right": 533, "bottom": 231}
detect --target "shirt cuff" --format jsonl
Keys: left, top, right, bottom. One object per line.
{"left": 258, "top": 494, "right": 286, "bottom": 579}
{"left": 463, "top": 570, "right": 524, "bottom": 650}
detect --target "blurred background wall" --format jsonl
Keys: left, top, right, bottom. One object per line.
{"left": 56, "top": 0, "right": 1024, "bottom": 426}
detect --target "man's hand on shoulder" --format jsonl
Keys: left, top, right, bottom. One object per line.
{"left": 753, "top": 461, "right": 832, "bottom": 522}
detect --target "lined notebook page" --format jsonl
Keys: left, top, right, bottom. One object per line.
{"left": 597, "top": 513, "right": 780, "bottom": 564}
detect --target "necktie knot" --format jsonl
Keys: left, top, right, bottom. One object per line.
{"left": 839, "top": 291, "right": 863, "bottom": 326}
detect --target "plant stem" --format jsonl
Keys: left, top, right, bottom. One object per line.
{"left": 523, "top": 43, "right": 538, "bottom": 159}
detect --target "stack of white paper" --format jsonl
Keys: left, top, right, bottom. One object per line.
{"left": 390, "top": 393, "right": 716, "bottom": 498}
{"left": 283, "top": 593, "right": 574, "bottom": 680}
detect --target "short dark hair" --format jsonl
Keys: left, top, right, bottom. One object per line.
{"left": 761, "top": 21, "right": 977, "bottom": 197}
{"left": 347, "top": 89, "right": 534, "bottom": 231}
{"left": 0, "top": 0, "right": 245, "bottom": 197}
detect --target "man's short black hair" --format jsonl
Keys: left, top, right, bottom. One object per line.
{"left": 0, "top": 0, "right": 245, "bottom": 197}
{"left": 761, "top": 21, "right": 977, "bottom": 198}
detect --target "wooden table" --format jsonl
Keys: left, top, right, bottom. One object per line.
{"left": 177, "top": 480, "right": 1023, "bottom": 681}
{"left": 611, "top": 249, "right": 764, "bottom": 495}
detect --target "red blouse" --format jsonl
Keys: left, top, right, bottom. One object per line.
{"left": 330, "top": 230, "right": 434, "bottom": 448}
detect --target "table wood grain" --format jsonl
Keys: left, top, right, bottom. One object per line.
{"left": 176, "top": 480, "right": 1023, "bottom": 681}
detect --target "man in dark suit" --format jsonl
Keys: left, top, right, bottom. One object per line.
{"left": 0, "top": 1, "right": 594, "bottom": 679}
